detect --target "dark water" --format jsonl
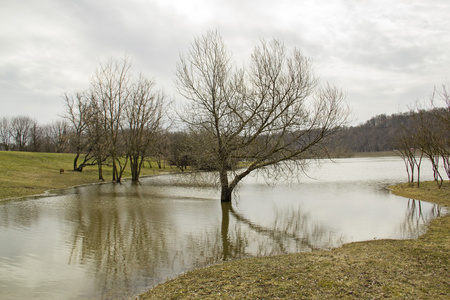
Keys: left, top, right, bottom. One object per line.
{"left": 0, "top": 157, "right": 446, "bottom": 299}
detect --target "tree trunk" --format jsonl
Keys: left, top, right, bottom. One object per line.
{"left": 73, "top": 153, "right": 80, "bottom": 171}
{"left": 220, "top": 168, "right": 232, "bottom": 202}
{"left": 221, "top": 202, "right": 231, "bottom": 260}
{"left": 416, "top": 163, "right": 421, "bottom": 188}
{"left": 220, "top": 185, "right": 232, "bottom": 202}
{"left": 114, "top": 156, "right": 128, "bottom": 183}
{"left": 130, "top": 156, "right": 139, "bottom": 182}
{"left": 97, "top": 159, "right": 104, "bottom": 181}
{"left": 112, "top": 158, "right": 118, "bottom": 182}
{"left": 138, "top": 156, "right": 145, "bottom": 180}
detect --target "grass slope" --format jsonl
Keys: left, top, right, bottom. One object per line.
{"left": 0, "top": 151, "right": 170, "bottom": 200}
{"left": 140, "top": 182, "right": 449, "bottom": 299}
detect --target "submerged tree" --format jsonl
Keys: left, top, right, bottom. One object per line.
{"left": 176, "top": 31, "right": 350, "bottom": 202}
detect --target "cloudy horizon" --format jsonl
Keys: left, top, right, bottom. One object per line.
{"left": 1, "top": 0, "right": 449, "bottom": 125}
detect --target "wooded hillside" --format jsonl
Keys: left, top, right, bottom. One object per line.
{"left": 336, "top": 112, "right": 414, "bottom": 153}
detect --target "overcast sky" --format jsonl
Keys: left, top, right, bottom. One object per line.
{"left": 1, "top": 0, "right": 449, "bottom": 125}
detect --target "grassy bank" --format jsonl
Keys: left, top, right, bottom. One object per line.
{"left": 0, "top": 151, "right": 171, "bottom": 200}
{"left": 140, "top": 182, "right": 449, "bottom": 299}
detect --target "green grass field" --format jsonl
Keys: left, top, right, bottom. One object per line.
{"left": 0, "top": 151, "right": 172, "bottom": 200}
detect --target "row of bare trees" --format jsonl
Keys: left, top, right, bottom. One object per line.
{"left": 395, "top": 83, "right": 450, "bottom": 188}
{"left": 0, "top": 116, "right": 70, "bottom": 153}
{"left": 63, "top": 31, "right": 350, "bottom": 200}
{"left": 64, "top": 57, "right": 166, "bottom": 183}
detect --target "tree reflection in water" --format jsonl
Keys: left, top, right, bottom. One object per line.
{"left": 397, "top": 199, "right": 446, "bottom": 239}
{"left": 66, "top": 185, "right": 181, "bottom": 298}
{"left": 0, "top": 169, "right": 446, "bottom": 299}
{"left": 62, "top": 183, "right": 338, "bottom": 298}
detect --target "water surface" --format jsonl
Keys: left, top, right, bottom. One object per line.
{"left": 0, "top": 157, "right": 445, "bottom": 299}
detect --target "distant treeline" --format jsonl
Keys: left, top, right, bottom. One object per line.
{"left": 338, "top": 101, "right": 449, "bottom": 188}
{"left": 335, "top": 111, "right": 415, "bottom": 153}
{"left": 0, "top": 109, "right": 444, "bottom": 156}
{"left": 1, "top": 106, "right": 448, "bottom": 184}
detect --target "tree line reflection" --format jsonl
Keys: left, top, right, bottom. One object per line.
{"left": 0, "top": 183, "right": 446, "bottom": 299}
{"left": 397, "top": 199, "right": 445, "bottom": 239}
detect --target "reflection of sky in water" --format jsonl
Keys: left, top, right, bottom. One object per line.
{"left": 0, "top": 157, "right": 446, "bottom": 299}
{"left": 238, "top": 181, "right": 436, "bottom": 244}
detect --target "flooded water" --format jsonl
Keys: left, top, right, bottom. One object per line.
{"left": 0, "top": 157, "right": 446, "bottom": 299}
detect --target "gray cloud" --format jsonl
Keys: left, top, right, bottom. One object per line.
{"left": 1, "top": 0, "right": 449, "bottom": 124}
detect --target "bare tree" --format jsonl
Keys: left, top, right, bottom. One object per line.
{"left": 10, "top": 116, "right": 34, "bottom": 151}
{"left": 91, "top": 56, "right": 132, "bottom": 183}
{"left": 431, "top": 83, "right": 450, "bottom": 129}
{"left": 125, "top": 75, "right": 166, "bottom": 182}
{"left": 86, "top": 97, "right": 109, "bottom": 181}
{"left": 40, "top": 124, "right": 55, "bottom": 153}
{"left": 176, "top": 31, "right": 350, "bottom": 202}
{"left": 28, "top": 121, "right": 43, "bottom": 152}
{"left": 404, "top": 83, "right": 450, "bottom": 187}
{"left": 430, "top": 83, "right": 450, "bottom": 180}
{"left": 395, "top": 83, "right": 450, "bottom": 188}
{"left": 394, "top": 121, "right": 423, "bottom": 186}
{"left": 63, "top": 56, "right": 168, "bottom": 181}
{"left": 0, "top": 117, "right": 12, "bottom": 150}
{"left": 50, "top": 120, "right": 70, "bottom": 153}
{"left": 166, "top": 131, "right": 195, "bottom": 172}
{"left": 64, "top": 91, "right": 94, "bottom": 171}
{"left": 410, "top": 106, "right": 446, "bottom": 188}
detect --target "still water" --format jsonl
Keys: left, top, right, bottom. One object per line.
{"left": 0, "top": 157, "right": 446, "bottom": 299}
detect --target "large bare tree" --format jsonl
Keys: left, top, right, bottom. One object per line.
{"left": 176, "top": 31, "right": 350, "bottom": 202}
